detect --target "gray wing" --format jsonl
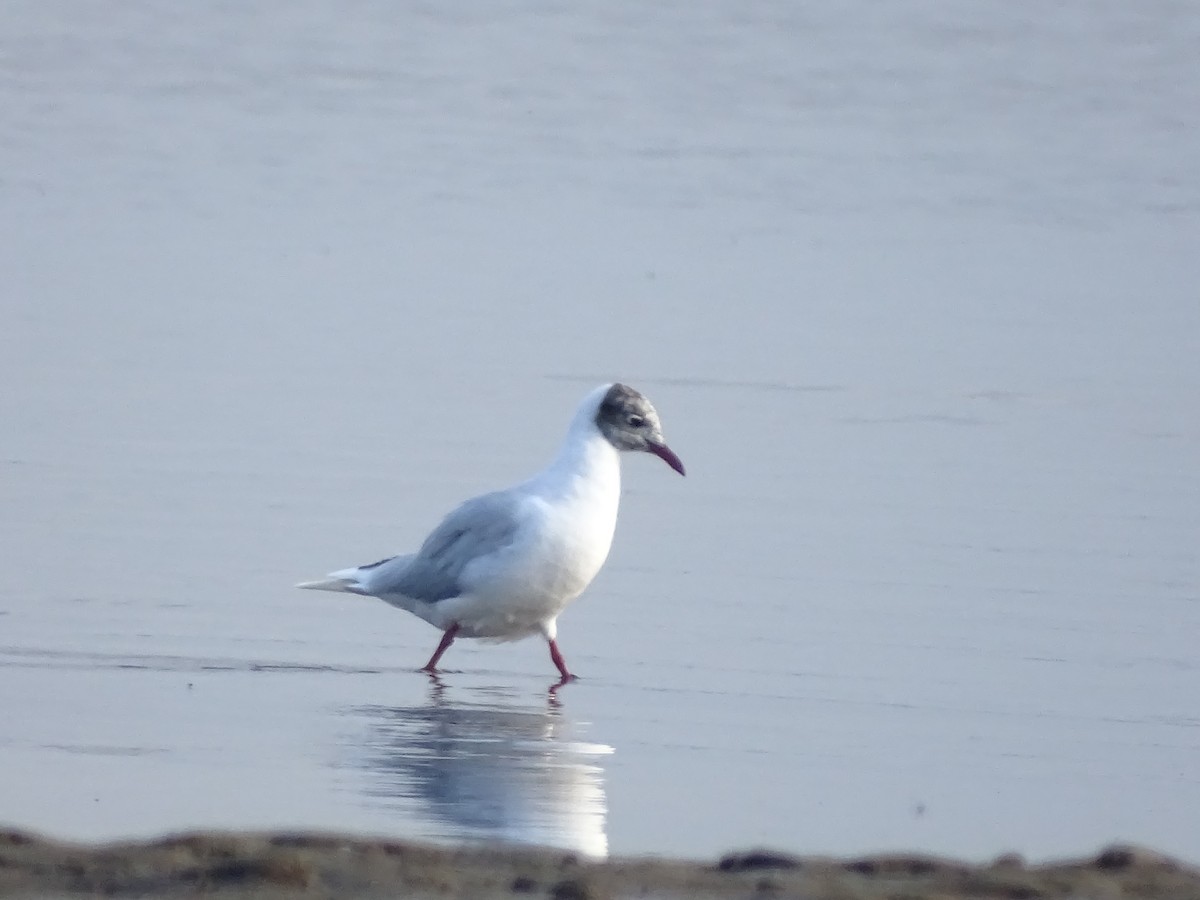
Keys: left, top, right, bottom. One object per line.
{"left": 368, "top": 490, "right": 523, "bottom": 603}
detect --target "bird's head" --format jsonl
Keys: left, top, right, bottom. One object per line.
{"left": 594, "top": 383, "right": 685, "bottom": 476}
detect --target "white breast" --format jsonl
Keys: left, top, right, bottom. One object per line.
{"left": 445, "top": 427, "right": 622, "bottom": 639}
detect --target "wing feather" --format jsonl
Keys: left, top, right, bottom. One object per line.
{"left": 364, "top": 491, "right": 522, "bottom": 603}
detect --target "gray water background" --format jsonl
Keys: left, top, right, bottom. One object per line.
{"left": 1, "top": 0, "right": 1197, "bottom": 862}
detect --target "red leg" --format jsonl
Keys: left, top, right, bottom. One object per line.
{"left": 421, "top": 623, "right": 459, "bottom": 673}
{"left": 548, "top": 638, "right": 576, "bottom": 682}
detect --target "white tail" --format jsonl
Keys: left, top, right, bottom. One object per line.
{"left": 295, "top": 567, "right": 368, "bottom": 595}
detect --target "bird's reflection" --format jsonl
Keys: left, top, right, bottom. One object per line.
{"left": 347, "top": 678, "right": 612, "bottom": 857}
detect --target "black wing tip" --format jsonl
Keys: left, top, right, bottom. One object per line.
{"left": 359, "top": 556, "right": 396, "bottom": 571}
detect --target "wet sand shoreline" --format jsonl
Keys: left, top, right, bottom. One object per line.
{"left": 1, "top": 828, "right": 1196, "bottom": 899}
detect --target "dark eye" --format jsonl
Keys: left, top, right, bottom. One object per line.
{"left": 627, "top": 414, "right": 645, "bottom": 428}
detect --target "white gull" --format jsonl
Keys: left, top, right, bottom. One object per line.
{"left": 297, "top": 383, "right": 685, "bottom": 682}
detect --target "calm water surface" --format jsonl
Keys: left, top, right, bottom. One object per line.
{"left": 1, "top": 0, "right": 1197, "bottom": 862}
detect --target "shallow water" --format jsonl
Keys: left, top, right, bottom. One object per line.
{"left": 1, "top": 0, "right": 1198, "bottom": 863}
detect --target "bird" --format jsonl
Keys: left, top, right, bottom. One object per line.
{"left": 297, "top": 383, "right": 685, "bottom": 682}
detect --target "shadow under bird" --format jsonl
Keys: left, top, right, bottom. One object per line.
{"left": 297, "top": 383, "right": 685, "bottom": 682}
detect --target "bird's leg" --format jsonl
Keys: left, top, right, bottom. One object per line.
{"left": 547, "top": 638, "right": 576, "bottom": 682}
{"left": 421, "top": 623, "right": 460, "bottom": 673}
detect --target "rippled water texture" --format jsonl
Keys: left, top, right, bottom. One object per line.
{"left": 1, "top": 0, "right": 1197, "bottom": 862}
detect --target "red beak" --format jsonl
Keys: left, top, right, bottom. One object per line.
{"left": 648, "top": 441, "right": 686, "bottom": 476}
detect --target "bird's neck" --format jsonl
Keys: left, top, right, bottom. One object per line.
{"left": 540, "top": 422, "right": 622, "bottom": 501}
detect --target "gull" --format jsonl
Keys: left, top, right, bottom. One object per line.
{"left": 297, "top": 383, "right": 685, "bottom": 681}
